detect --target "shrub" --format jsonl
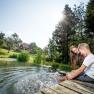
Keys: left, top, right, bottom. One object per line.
{"left": 17, "top": 52, "right": 30, "bottom": 62}
{"left": 9, "top": 54, "right": 18, "bottom": 58}
{"left": 33, "top": 53, "right": 42, "bottom": 65}
{"left": 51, "top": 63, "right": 59, "bottom": 71}
{"left": 45, "top": 57, "right": 53, "bottom": 62}
{"left": 59, "top": 64, "right": 72, "bottom": 72}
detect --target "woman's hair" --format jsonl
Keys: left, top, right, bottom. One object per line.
{"left": 70, "top": 45, "right": 78, "bottom": 69}
{"left": 70, "top": 45, "right": 76, "bottom": 53}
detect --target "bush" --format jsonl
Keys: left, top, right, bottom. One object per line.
{"left": 59, "top": 64, "right": 72, "bottom": 72}
{"left": 45, "top": 57, "right": 53, "bottom": 62}
{"left": 33, "top": 53, "right": 42, "bottom": 65}
{"left": 51, "top": 63, "right": 59, "bottom": 71}
{"left": 17, "top": 52, "right": 30, "bottom": 62}
{"left": 9, "top": 54, "right": 18, "bottom": 58}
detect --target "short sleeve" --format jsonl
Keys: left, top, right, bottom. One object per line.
{"left": 83, "top": 54, "right": 94, "bottom": 67}
{"left": 83, "top": 58, "right": 90, "bottom": 67}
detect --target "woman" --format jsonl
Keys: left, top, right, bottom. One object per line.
{"left": 57, "top": 45, "right": 79, "bottom": 82}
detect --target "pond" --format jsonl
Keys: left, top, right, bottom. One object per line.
{"left": 0, "top": 66, "right": 59, "bottom": 94}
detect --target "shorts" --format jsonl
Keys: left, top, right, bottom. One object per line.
{"left": 75, "top": 73, "right": 94, "bottom": 82}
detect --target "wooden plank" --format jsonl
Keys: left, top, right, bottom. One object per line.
{"left": 35, "top": 92, "right": 43, "bottom": 94}
{"left": 36, "top": 80, "right": 94, "bottom": 94}
{"left": 72, "top": 80, "right": 94, "bottom": 92}
{"left": 73, "top": 80, "right": 94, "bottom": 88}
{"left": 50, "top": 84, "right": 79, "bottom": 94}
{"left": 60, "top": 80, "right": 93, "bottom": 94}
{"left": 41, "top": 88, "right": 58, "bottom": 94}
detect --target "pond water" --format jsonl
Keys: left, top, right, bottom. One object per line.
{"left": 0, "top": 66, "right": 59, "bottom": 94}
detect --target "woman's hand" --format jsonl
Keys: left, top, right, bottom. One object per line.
{"left": 56, "top": 75, "right": 67, "bottom": 82}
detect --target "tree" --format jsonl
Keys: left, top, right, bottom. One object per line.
{"left": 11, "top": 33, "right": 22, "bottom": 50}
{"left": 43, "top": 47, "right": 48, "bottom": 56}
{"left": 85, "top": 0, "right": 94, "bottom": 53}
{"left": 29, "top": 42, "right": 42, "bottom": 54}
{"left": 0, "top": 32, "right": 5, "bottom": 47}
{"left": 50, "top": 5, "right": 78, "bottom": 64}
{"left": 48, "top": 39, "right": 59, "bottom": 62}
{"left": 48, "top": 3, "right": 87, "bottom": 64}
{"left": 68, "top": 3, "right": 86, "bottom": 46}
{"left": 5, "top": 37, "right": 14, "bottom": 53}
{"left": 85, "top": 0, "right": 94, "bottom": 37}
{"left": 29, "top": 42, "right": 37, "bottom": 54}
{"left": 73, "top": 3, "right": 85, "bottom": 38}
{"left": 4, "top": 33, "right": 22, "bottom": 52}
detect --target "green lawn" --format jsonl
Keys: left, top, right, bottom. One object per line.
{"left": 0, "top": 48, "right": 19, "bottom": 58}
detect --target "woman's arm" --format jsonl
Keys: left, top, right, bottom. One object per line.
{"left": 67, "top": 64, "right": 86, "bottom": 80}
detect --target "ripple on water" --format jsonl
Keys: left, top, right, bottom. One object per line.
{"left": 14, "top": 71, "right": 58, "bottom": 94}
{"left": 0, "top": 67, "right": 59, "bottom": 94}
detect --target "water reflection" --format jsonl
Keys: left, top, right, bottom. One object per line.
{"left": 0, "top": 67, "right": 58, "bottom": 94}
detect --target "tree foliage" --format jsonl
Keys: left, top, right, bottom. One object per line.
{"left": 29, "top": 42, "right": 42, "bottom": 54}
{"left": 85, "top": 0, "right": 94, "bottom": 53}
{"left": 11, "top": 33, "right": 22, "bottom": 50}
{"left": 48, "top": 5, "right": 79, "bottom": 64}
{"left": 5, "top": 33, "right": 22, "bottom": 52}
{"left": 85, "top": 0, "right": 94, "bottom": 37}
{"left": 48, "top": 3, "right": 89, "bottom": 64}
{"left": 0, "top": 32, "right": 5, "bottom": 47}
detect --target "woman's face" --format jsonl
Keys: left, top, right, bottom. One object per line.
{"left": 71, "top": 47, "right": 79, "bottom": 54}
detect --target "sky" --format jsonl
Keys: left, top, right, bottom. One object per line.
{"left": 0, "top": 0, "right": 89, "bottom": 48}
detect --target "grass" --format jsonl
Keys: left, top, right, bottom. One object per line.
{"left": 0, "top": 48, "right": 20, "bottom": 58}
{"left": 0, "top": 48, "right": 9, "bottom": 58}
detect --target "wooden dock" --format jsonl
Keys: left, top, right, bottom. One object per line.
{"left": 36, "top": 80, "right": 94, "bottom": 94}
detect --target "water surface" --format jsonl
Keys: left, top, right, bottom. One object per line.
{"left": 0, "top": 66, "right": 58, "bottom": 94}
